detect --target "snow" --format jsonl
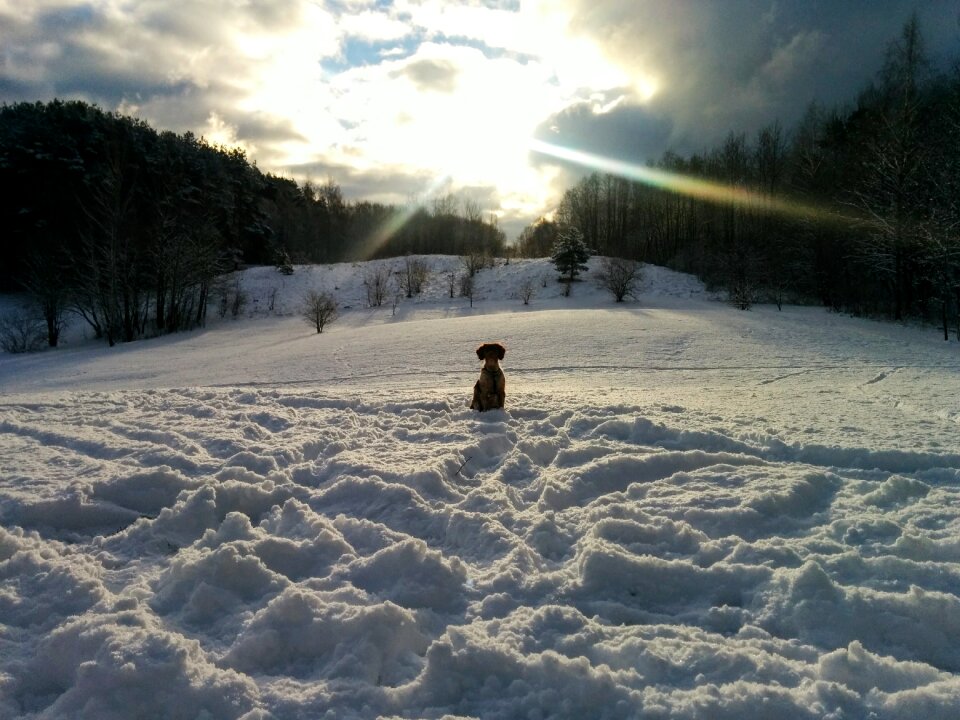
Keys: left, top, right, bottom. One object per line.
{"left": 1, "top": 256, "right": 960, "bottom": 719}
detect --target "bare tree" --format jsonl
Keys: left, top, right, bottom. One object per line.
{"left": 230, "top": 277, "right": 247, "bottom": 318}
{"left": 0, "top": 306, "right": 46, "bottom": 353}
{"left": 399, "top": 256, "right": 430, "bottom": 298}
{"left": 23, "top": 253, "right": 69, "bottom": 347}
{"left": 461, "top": 252, "right": 487, "bottom": 278}
{"left": 302, "top": 289, "right": 338, "bottom": 333}
{"left": 517, "top": 218, "right": 559, "bottom": 258}
{"left": 918, "top": 212, "right": 960, "bottom": 340}
{"left": 518, "top": 279, "right": 535, "bottom": 305}
{"left": 851, "top": 14, "right": 931, "bottom": 320}
{"left": 74, "top": 151, "right": 149, "bottom": 346}
{"left": 460, "top": 274, "right": 475, "bottom": 307}
{"left": 598, "top": 257, "right": 642, "bottom": 302}
{"left": 364, "top": 264, "right": 391, "bottom": 307}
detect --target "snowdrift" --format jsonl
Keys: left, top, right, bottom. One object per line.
{"left": 2, "top": 257, "right": 960, "bottom": 719}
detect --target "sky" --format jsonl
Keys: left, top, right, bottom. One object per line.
{"left": 1, "top": 1, "right": 959, "bottom": 239}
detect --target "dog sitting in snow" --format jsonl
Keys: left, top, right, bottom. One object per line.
{"left": 470, "top": 342, "right": 506, "bottom": 411}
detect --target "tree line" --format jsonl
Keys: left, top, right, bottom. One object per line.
{"left": 0, "top": 100, "right": 504, "bottom": 346}
{"left": 518, "top": 16, "right": 960, "bottom": 337}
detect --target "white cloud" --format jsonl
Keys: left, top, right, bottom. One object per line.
{"left": 340, "top": 9, "right": 412, "bottom": 42}
{"left": 275, "top": 1, "right": 646, "bottom": 223}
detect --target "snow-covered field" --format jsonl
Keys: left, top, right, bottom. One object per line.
{"left": 2, "top": 256, "right": 960, "bottom": 719}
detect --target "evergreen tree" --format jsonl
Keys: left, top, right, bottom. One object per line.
{"left": 552, "top": 226, "right": 591, "bottom": 283}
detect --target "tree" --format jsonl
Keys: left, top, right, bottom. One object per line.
{"left": 461, "top": 251, "right": 487, "bottom": 278}
{"left": 23, "top": 252, "right": 70, "bottom": 347}
{"left": 364, "top": 264, "right": 391, "bottom": 307}
{"left": 399, "top": 256, "right": 430, "bottom": 297}
{"left": 518, "top": 279, "right": 535, "bottom": 305}
{"left": 598, "top": 257, "right": 642, "bottom": 302}
{"left": 460, "top": 274, "right": 475, "bottom": 307}
{"left": 0, "top": 305, "right": 46, "bottom": 353}
{"left": 302, "top": 290, "right": 338, "bottom": 333}
{"left": 552, "top": 226, "right": 591, "bottom": 283}
{"left": 74, "top": 147, "right": 149, "bottom": 346}
{"left": 851, "top": 14, "right": 932, "bottom": 320}
{"left": 517, "top": 218, "right": 559, "bottom": 258}
{"left": 275, "top": 248, "right": 294, "bottom": 275}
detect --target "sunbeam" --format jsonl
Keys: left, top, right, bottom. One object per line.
{"left": 355, "top": 175, "right": 453, "bottom": 260}
{"left": 529, "top": 139, "right": 853, "bottom": 226}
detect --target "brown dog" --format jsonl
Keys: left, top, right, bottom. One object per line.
{"left": 470, "top": 342, "right": 506, "bottom": 411}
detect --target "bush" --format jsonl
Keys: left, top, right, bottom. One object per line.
{"left": 215, "top": 276, "right": 247, "bottom": 319}
{"left": 598, "top": 257, "right": 642, "bottom": 302}
{"left": 364, "top": 265, "right": 391, "bottom": 307}
{"left": 302, "top": 290, "right": 338, "bottom": 333}
{"left": 460, "top": 274, "right": 475, "bottom": 307}
{"left": 0, "top": 307, "right": 46, "bottom": 353}
{"left": 730, "top": 282, "right": 755, "bottom": 311}
{"left": 399, "top": 257, "right": 430, "bottom": 297}
{"left": 275, "top": 250, "right": 294, "bottom": 276}
{"left": 518, "top": 280, "right": 535, "bottom": 305}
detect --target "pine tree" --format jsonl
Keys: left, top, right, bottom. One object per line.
{"left": 551, "top": 226, "right": 591, "bottom": 283}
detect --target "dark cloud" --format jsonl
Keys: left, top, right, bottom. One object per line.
{"left": 0, "top": 0, "right": 312, "bottom": 162}
{"left": 134, "top": 0, "right": 303, "bottom": 44}
{"left": 234, "top": 114, "right": 307, "bottom": 146}
{"left": 282, "top": 159, "right": 437, "bottom": 203}
{"left": 568, "top": 0, "right": 960, "bottom": 153}
{"left": 534, "top": 100, "right": 675, "bottom": 164}
{"left": 392, "top": 57, "right": 460, "bottom": 92}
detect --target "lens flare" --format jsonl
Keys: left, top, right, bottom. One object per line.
{"left": 355, "top": 175, "right": 453, "bottom": 260}
{"left": 529, "top": 139, "right": 850, "bottom": 225}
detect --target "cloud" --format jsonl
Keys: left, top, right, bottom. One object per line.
{"left": 393, "top": 57, "right": 460, "bottom": 93}
{"left": 561, "top": 0, "right": 960, "bottom": 153}
{"left": 341, "top": 9, "right": 412, "bottom": 42}
{"left": 2, "top": 0, "right": 959, "bottom": 238}
{"left": 535, "top": 100, "right": 675, "bottom": 163}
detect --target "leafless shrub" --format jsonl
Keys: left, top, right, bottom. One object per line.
{"left": 729, "top": 281, "right": 755, "bottom": 311}
{"left": 302, "top": 290, "right": 338, "bottom": 333}
{"left": 460, "top": 274, "right": 475, "bottom": 307}
{"left": 598, "top": 257, "right": 643, "bottom": 302}
{"left": 399, "top": 257, "right": 430, "bottom": 298}
{"left": 231, "top": 278, "right": 247, "bottom": 318}
{"left": 364, "top": 264, "right": 391, "bottom": 307}
{"left": 0, "top": 307, "right": 46, "bottom": 353}
{"left": 461, "top": 252, "right": 487, "bottom": 278}
{"left": 215, "top": 276, "right": 246, "bottom": 319}
{"left": 518, "top": 280, "right": 535, "bottom": 305}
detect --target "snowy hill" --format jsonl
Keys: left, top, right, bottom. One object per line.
{"left": 2, "top": 257, "right": 960, "bottom": 719}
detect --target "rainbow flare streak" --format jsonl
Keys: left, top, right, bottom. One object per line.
{"left": 529, "top": 139, "right": 850, "bottom": 226}
{"left": 356, "top": 175, "right": 453, "bottom": 260}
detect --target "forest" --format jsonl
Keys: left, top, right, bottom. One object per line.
{"left": 0, "top": 100, "right": 505, "bottom": 346}
{"left": 518, "top": 17, "right": 960, "bottom": 337}
{"left": 1, "top": 17, "right": 958, "bottom": 347}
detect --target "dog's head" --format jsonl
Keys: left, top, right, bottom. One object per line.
{"left": 476, "top": 342, "right": 506, "bottom": 361}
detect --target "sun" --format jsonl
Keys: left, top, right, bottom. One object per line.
{"left": 231, "top": 2, "right": 660, "bottom": 228}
